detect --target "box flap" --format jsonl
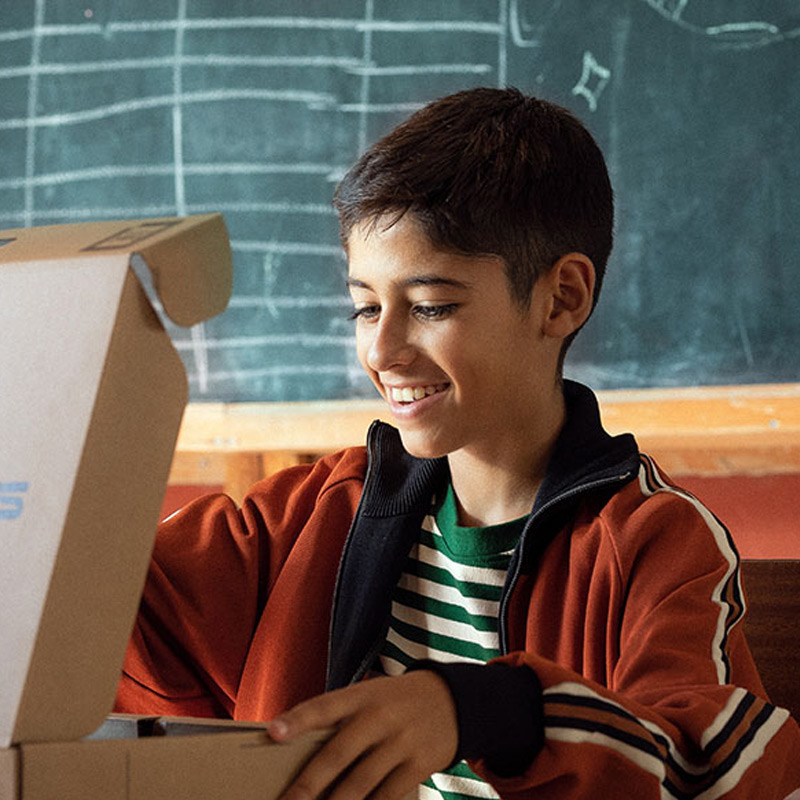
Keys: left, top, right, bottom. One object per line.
{"left": 0, "top": 214, "right": 233, "bottom": 327}
{"left": 0, "top": 216, "right": 232, "bottom": 747}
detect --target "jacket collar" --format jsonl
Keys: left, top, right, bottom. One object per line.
{"left": 361, "top": 380, "right": 640, "bottom": 518}
{"left": 359, "top": 422, "right": 448, "bottom": 518}
{"left": 533, "top": 380, "right": 640, "bottom": 514}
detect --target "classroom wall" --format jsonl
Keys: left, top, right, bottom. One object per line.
{"left": 159, "top": 473, "right": 800, "bottom": 560}
{"left": 679, "top": 474, "right": 800, "bottom": 560}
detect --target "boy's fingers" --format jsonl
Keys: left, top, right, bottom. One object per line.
{"left": 315, "top": 740, "right": 394, "bottom": 800}
{"left": 268, "top": 690, "right": 347, "bottom": 741}
{"left": 368, "top": 763, "right": 421, "bottom": 800}
{"left": 272, "top": 672, "right": 458, "bottom": 800}
{"left": 279, "top": 714, "right": 384, "bottom": 800}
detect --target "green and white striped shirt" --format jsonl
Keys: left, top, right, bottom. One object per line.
{"left": 377, "top": 484, "right": 526, "bottom": 800}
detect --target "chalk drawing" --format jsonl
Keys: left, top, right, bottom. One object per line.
{"left": 0, "top": 3, "right": 516, "bottom": 401}
{"left": 639, "top": 0, "right": 800, "bottom": 48}
{"left": 572, "top": 51, "right": 610, "bottom": 112}
{"left": 509, "top": 0, "right": 546, "bottom": 48}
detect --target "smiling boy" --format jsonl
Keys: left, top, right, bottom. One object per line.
{"left": 116, "top": 88, "right": 800, "bottom": 799}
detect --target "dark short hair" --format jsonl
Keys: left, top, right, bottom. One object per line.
{"left": 333, "top": 87, "right": 613, "bottom": 326}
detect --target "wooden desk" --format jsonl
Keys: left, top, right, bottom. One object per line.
{"left": 169, "top": 383, "right": 800, "bottom": 501}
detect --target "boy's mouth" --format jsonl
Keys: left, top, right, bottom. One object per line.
{"left": 387, "top": 384, "right": 448, "bottom": 404}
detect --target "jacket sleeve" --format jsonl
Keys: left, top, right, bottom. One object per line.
{"left": 471, "top": 465, "right": 800, "bottom": 798}
{"left": 114, "top": 450, "right": 365, "bottom": 719}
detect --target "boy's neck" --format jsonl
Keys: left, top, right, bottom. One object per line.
{"left": 446, "top": 388, "right": 566, "bottom": 528}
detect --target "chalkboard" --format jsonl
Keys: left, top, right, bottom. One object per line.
{"left": 2, "top": 0, "right": 799, "bottom": 402}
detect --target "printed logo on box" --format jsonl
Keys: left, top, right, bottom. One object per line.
{"left": 1, "top": 482, "right": 29, "bottom": 521}
{"left": 82, "top": 220, "right": 182, "bottom": 252}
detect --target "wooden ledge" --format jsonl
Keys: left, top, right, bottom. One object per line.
{"left": 169, "top": 384, "right": 800, "bottom": 494}
{"left": 596, "top": 383, "right": 800, "bottom": 476}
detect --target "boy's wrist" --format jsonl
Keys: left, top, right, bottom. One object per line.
{"left": 405, "top": 659, "right": 544, "bottom": 777}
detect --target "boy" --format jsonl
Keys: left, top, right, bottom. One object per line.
{"left": 116, "top": 88, "right": 800, "bottom": 798}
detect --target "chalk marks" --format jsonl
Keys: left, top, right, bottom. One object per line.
{"left": 510, "top": 2, "right": 612, "bottom": 112}
{"left": 0, "top": 483, "right": 29, "bottom": 521}
{"left": 572, "top": 51, "right": 611, "bottom": 112}
{"left": 24, "top": 0, "right": 45, "bottom": 230}
{"left": 0, "top": 89, "right": 339, "bottom": 131}
{"left": 357, "top": 0, "right": 375, "bottom": 158}
{"left": 639, "top": 0, "right": 800, "bottom": 48}
{"left": 649, "top": 0, "right": 689, "bottom": 20}
{"left": 0, "top": 2, "right": 571, "bottom": 400}
{"left": 508, "top": 0, "right": 541, "bottom": 48}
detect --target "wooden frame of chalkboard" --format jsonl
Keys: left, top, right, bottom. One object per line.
{"left": 170, "top": 383, "right": 800, "bottom": 501}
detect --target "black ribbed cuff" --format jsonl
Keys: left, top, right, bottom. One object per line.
{"left": 406, "top": 660, "right": 544, "bottom": 777}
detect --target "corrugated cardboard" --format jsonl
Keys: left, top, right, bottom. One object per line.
{"left": 9, "top": 719, "right": 330, "bottom": 800}
{"left": 0, "top": 215, "right": 335, "bottom": 798}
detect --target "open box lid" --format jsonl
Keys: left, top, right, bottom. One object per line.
{"left": 0, "top": 214, "right": 233, "bottom": 748}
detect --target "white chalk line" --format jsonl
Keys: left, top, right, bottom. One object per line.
{"left": 228, "top": 297, "right": 350, "bottom": 309}
{"left": 23, "top": 0, "right": 46, "bottom": 230}
{"left": 497, "top": 0, "right": 508, "bottom": 86}
{"left": 173, "top": 333, "right": 355, "bottom": 350}
{"left": 0, "top": 54, "right": 367, "bottom": 80}
{"left": 232, "top": 240, "right": 343, "bottom": 256}
{"left": 0, "top": 28, "right": 34, "bottom": 42}
{"left": 186, "top": 364, "right": 365, "bottom": 383}
{"left": 0, "top": 162, "right": 343, "bottom": 189}
{"left": 0, "top": 203, "right": 336, "bottom": 220}
{"left": 338, "top": 102, "right": 424, "bottom": 114}
{"left": 0, "top": 88, "right": 337, "bottom": 130}
{"left": 173, "top": 0, "right": 210, "bottom": 394}
{"left": 172, "top": 1, "right": 187, "bottom": 218}
{"left": 19, "top": 17, "right": 501, "bottom": 36}
{"left": 344, "top": 62, "right": 491, "bottom": 76}
{"left": 358, "top": 0, "right": 374, "bottom": 155}
{"left": 638, "top": 0, "right": 798, "bottom": 46}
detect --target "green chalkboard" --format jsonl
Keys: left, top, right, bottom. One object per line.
{"left": 2, "top": 1, "right": 799, "bottom": 402}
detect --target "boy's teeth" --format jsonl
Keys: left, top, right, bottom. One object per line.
{"left": 391, "top": 385, "right": 441, "bottom": 403}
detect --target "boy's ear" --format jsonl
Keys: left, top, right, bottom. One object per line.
{"left": 541, "top": 253, "right": 596, "bottom": 340}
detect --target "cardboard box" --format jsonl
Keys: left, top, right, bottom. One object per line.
{"left": 2, "top": 716, "right": 330, "bottom": 800}
{"left": 0, "top": 215, "right": 330, "bottom": 798}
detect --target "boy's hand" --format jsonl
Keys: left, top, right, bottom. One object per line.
{"left": 268, "top": 670, "right": 458, "bottom": 800}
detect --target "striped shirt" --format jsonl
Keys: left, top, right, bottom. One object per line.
{"left": 377, "top": 484, "right": 526, "bottom": 800}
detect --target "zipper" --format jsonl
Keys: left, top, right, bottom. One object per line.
{"left": 350, "top": 623, "right": 392, "bottom": 685}
{"left": 498, "top": 470, "right": 634, "bottom": 655}
{"left": 324, "top": 422, "right": 379, "bottom": 690}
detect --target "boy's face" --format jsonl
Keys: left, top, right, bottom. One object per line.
{"left": 347, "top": 214, "right": 563, "bottom": 461}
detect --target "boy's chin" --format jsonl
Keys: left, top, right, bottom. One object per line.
{"left": 396, "top": 428, "right": 451, "bottom": 461}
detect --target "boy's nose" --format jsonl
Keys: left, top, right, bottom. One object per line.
{"left": 365, "top": 316, "right": 415, "bottom": 372}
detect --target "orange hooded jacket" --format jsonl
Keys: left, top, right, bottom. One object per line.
{"left": 116, "top": 382, "right": 800, "bottom": 798}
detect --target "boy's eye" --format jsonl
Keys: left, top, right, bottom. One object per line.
{"left": 349, "top": 303, "right": 458, "bottom": 322}
{"left": 413, "top": 303, "right": 458, "bottom": 320}
{"left": 349, "top": 304, "right": 380, "bottom": 321}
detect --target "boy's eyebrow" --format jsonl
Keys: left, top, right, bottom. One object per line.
{"left": 346, "top": 275, "right": 472, "bottom": 290}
